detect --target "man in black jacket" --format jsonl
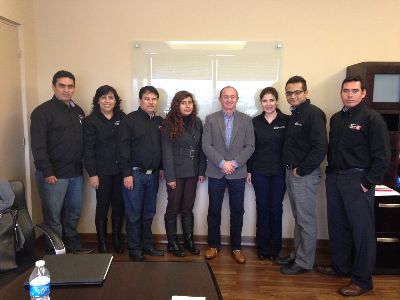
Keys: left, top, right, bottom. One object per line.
{"left": 118, "top": 86, "right": 165, "bottom": 261}
{"left": 276, "top": 76, "right": 328, "bottom": 274}
{"left": 316, "top": 76, "right": 390, "bottom": 296}
{"left": 31, "top": 70, "right": 92, "bottom": 254}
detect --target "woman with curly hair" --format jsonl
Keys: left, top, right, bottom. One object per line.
{"left": 162, "top": 91, "right": 206, "bottom": 257}
{"left": 84, "top": 85, "right": 126, "bottom": 253}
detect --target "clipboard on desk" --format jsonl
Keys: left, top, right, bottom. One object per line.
{"left": 25, "top": 253, "right": 113, "bottom": 286}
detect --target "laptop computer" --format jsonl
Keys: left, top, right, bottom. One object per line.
{"left": 25, "top": 254, "right": 113, "bottom": 286}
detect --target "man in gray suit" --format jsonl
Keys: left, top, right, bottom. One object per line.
{"left": 202, "top": 86, "right": 255, "bottom": 264}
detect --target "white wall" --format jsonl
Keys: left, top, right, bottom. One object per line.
{"left": 28, "top": 0, "right": 400, "bottom": 239}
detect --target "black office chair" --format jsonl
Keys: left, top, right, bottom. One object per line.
{"left": 0, "top": 180, "right": 65, "bottom": 286}
{"left": 2, "top": 181, "right": 65, "bottom": 270}
{"left": 10, "top": 180, "right": 66, "bottom": 255}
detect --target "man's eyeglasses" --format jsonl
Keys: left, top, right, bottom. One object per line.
{"left": 285, "top": 90, "right": 305, "bottom": 97}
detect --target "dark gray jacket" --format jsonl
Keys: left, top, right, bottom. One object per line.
{"left": 162, "top": 117, "right": 206, "bottom": 183}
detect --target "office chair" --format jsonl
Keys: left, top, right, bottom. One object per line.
{"left": 9, "top": 180, "right": 66, "bottom": 263}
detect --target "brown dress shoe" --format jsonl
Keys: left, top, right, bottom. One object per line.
{"left": 338, "top": 283, "right": 371, "bottom": 297}
{"left": 232, "top": 250, "right": 246, "bottom": 264}
{"left": 315, "top": 265, "right": 338, "bottom": 276}
{"left": 205, "top": 248, "right": 218, "bottom": 260}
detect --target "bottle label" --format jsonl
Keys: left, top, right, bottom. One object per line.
{"left": 30, "top": 283, "right": 50, "bottom": 297}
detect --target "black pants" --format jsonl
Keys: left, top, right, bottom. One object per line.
{"left": 95, "top": 174, "right": 124, "bottom": 226}
{"left": 252, "top": 171, "right": 286, "bottom": 257}
{"left": 165, "top": 177, "right": 198, "bottom": 222}
{"left": 326, "top": 170, "right": 375, "bottom": 290}
{"left": 207, "top": 177, "right": 245, "bottom": 250}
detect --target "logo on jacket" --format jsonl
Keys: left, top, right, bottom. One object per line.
{"left": 114, "top": 120, "right": 120, "bottom": 126}
{"left": 78, "top": 114, "right": 84, "bottom": 124}
{"left": 294, "top": 122, "right": 303, "bottom": 127}
{"left": 349, "top": 123, "right": 362, "bottom": 130}
{"left": 273, "top": 126, "right": 286, "bottom": 130}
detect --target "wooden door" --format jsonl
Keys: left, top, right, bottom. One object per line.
{"left": 0, "top": 19, "right": 25, "bottom": 181}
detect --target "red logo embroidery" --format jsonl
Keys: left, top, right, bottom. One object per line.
{"left": 349, "top": 123, "right": 362, "bottom": 130}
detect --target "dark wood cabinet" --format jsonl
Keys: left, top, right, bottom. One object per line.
{"left": 374, "top": 193, "right": 400, "bottom": 273}
{"left": 346, "top": 62, "right": 400, "bottom": 111}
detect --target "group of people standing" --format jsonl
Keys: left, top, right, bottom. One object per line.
{"left": 30, "top": 70, "right": 390, "bottom": 297}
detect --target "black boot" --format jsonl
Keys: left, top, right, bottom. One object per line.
{"left": 167, "top": 241, "right": 185, "bottom": 257}
{"left": 112, "top": 217, "right": 125, "bottom": 254}
{"left": 95, "top": 220, "right": 109, "bottom": 253}
{"left": 182, "top": 215, "right": 200, "bottom": 255}
{"left": 165, "top": 218, "right": 185, "bottom": 257}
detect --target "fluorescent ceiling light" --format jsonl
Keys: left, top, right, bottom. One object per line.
{"left": 166, "top": 41, "right": 247, "bottom": 50}
{"left": 168, "top": 41, "right": 246, "bottom": 45}
{"left": 208, "top": 54, "right": 236, "bottom": 57}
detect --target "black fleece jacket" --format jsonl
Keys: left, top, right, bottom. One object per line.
{"left": 282, "top": 99, "right": 328, "bottom": 176}
{"left": 327, "top": 102, "right": 390, "bottom": 189}
{"left": 30, "top": 97, "right": 85, "bottom": 178}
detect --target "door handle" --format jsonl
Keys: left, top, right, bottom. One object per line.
{"left": 378, "top": 203, "right": 400, "bottom": 208}
{"left": 377, "top": 237, "right": 399, "bottom": 243}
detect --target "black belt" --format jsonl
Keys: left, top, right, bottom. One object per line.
{"left": 334, "top": 168, "right": 364, "bottom": 175}
{"left": 132, "top": 167, "right": 157, "bottom": 174}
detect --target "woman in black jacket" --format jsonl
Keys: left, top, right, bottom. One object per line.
{"left": 162, "top": 91, "right": 206, "bottom": 257}
{"left": 247, "top": 87, "right": 289, "bottom": 261}
{"left": 84, "top": 85, "right": 126, "bottom": 253}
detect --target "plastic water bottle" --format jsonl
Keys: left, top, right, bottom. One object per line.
{"left": 29, "top": 260, "right": 51, "bottom": 300}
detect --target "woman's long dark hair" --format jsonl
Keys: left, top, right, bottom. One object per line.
{"left": 162, "top": 90, "right": 198, "bottom": 142}
{"left": 91, "top": 85, "right": 122, "bottom": 114}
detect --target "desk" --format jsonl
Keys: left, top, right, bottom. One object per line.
{"left": 375, "top": 185, "right": 400, "bottom": 274}
{"left": 0, "top": 261, "right": 222, "bottom": 300}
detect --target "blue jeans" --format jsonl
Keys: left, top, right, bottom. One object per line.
{"left": 123, "top": 169, "right": 159, "bottom": 254}
{"left": 35, "top": 170, "right": 83, "bottom": 250}
{"left": 252, "top": 171, "right": 286, "bottom": 256}
{"left": 207, "top": 177, "right": 245, "bottom": 250}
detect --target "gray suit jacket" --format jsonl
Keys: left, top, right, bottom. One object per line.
{"left": 202, "top": 110, "right": 255, "bottom": 179}
{"left": 162, "top": 117, "right": 206, "bottom": 183}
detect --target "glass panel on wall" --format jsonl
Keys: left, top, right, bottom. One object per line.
{"left": 373, "top": 74, "right": 400, "bottom": 103}
{"left": 132, "top": 41, "right": 283, "bottom": 119}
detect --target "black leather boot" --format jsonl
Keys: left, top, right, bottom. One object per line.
{"left": 95, "top": 220, "right": 109, "bottom": 253}
{"left": 165, "top": 218, "right": 185, "bottom": 257}
{"left": 112, "top": 217, "right": 125, "bottom": 254}
{"left": 167, "top": 241, "right": 185, "bottom": 257}
{"left": 182, "top": 215, "right": 200, "bottom": 255}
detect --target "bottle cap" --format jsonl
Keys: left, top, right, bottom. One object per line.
{"left": 35, "top": 260, "right": 45, "bottom": 267}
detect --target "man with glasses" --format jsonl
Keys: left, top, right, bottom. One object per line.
{"left": 202, "top": 86, "right": 255, "bottom": 264}
{"left": 315, "top": 76, "right": 390, "bottom": 296}
{"left": 275, "top": 76, "right": 327, "bottom": 274}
